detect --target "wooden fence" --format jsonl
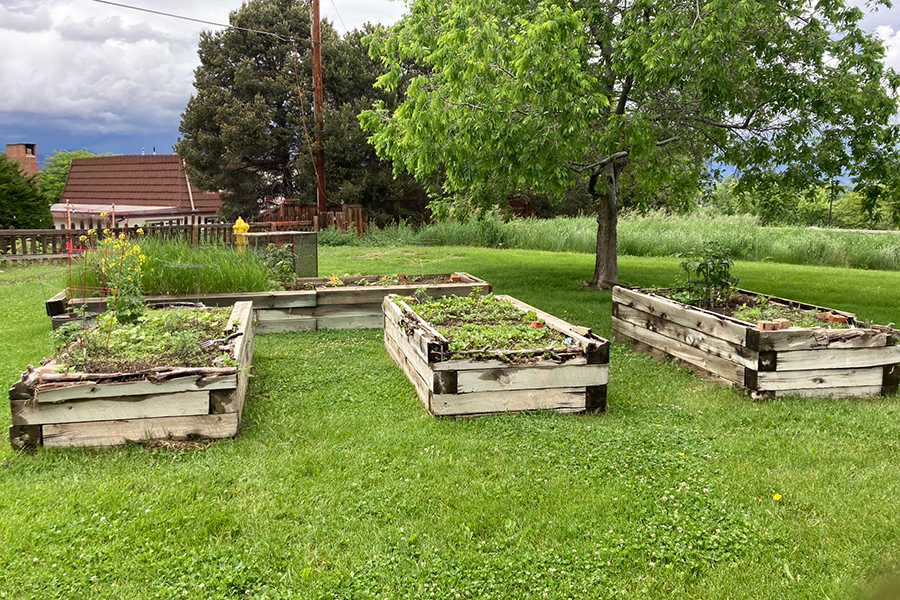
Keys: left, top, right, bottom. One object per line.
{"left": 1, "top": 204, "right": 367, "bottom": 261}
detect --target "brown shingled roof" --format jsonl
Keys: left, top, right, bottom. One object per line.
{"left": 60, "top": 155, "right": 222, "bottom": 214}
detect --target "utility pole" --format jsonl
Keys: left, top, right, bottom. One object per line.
{"left": 310, "top": 0, "right": 327, "bottom": 214}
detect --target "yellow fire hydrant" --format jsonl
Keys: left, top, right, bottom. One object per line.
{"left": 233, "top": 217, "right": 249, "bottom": 254}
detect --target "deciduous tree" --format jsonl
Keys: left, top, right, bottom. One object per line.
{"left": 39, "top": 149, "right": 111, "bottom": 204}
{"left": 361, "top": 0, "right": 900, "bottom": 287}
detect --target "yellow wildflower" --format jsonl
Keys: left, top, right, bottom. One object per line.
{"left": 136, "top": 227, "right": 144, "bottom": 235}
{"left": 118, "top": 233, "right": 126, "bottom": 240}
{"left": 100, "top": 211, "right": 107, "bottom": 217}
{"left": 773, "top": 493, "right": 782, "bottom": 501}
{"left": 103, "top": 228, "right": 110, "bottom": 235}
{"left": 78, "top": 235, "right": 87, "bottom": 242}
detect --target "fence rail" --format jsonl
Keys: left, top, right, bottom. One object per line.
{"left": 1, "top": 204, "right": 366, "bottom": 261}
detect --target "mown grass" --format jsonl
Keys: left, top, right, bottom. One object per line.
{"left": 1, "top": 248, "right": 900, "bottom": 599}
{"left": 321, "top": 212, "right": 900, "bottom": 272}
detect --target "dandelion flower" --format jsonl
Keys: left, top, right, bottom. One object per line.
{"left": 773, "top": 493, "right": 782, "bottom": 501}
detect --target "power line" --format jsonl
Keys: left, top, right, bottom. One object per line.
{"left": 89, "top": 0, "right": 297, "bottom": 42}
{"left": 328, "top": 0, "right": 349, "bottom": 34}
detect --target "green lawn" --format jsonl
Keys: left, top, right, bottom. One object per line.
{"left": 1, "top": 248, "right": 899, "bottom": 599}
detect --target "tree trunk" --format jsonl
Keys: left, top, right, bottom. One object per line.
{"left": 589, "top": 162, "right": 619, "bottom": 289}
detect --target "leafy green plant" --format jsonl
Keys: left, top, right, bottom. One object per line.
{"left": 54, "top": 307, "right": 232, "bottom": 372}
{"left": 404, "top": 292, "right": 564, "bottom": 359}
{"left": 677, "top": 241, "right": 739, "bottom": 307}
{"left": 261, "top": 243, "right": 295, "bottom": 288}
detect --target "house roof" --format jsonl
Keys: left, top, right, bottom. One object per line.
{"left": 59, "top": 155, "right": 222, "bottom": 215}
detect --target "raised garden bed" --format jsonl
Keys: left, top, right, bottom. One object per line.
{"left": 8, "top": 302, "right": 254, "bottom": 448}
{"left": 383, "top": 293, "right": 609, "bottom": 416}
{"left": 612, "top": 286, "right": 900, "bottom": 399}
{"left": 46, "top": 273, "right": 491, "bottom": 334}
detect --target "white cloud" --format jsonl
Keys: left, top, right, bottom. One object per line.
{"left": 875, "top": 25, "right": 900, "bottom": 73}
{"left": 0, "top": 0, "right": 407, "bottom": 141}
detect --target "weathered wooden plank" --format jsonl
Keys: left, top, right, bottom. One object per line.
{"left": 772, "top": 386, "right": 883, "bottom": 399}
{"left": 755, "top": 328, "right": 893, "bottom": 352}
{"left": 74, "top": 290, "right": 314, "bottom": 312}
{"left": 254, "top": 318, "right": 317, "bottom": 334}
{"left": 774, "top": 346, "right": 900, "bottom": 372}
{"left": 612, "top": 316, "right": 745, "bottom": 384}
{"left": 755, "top": 367, "right": 883, "bottom": 392}
{"left": 34, "top": 374, "right": 236, "bottom": 404}
{"left": 433, "top": 356, "right": 589, "bottom": 372}
{"left": 456, "top": 363, "right": 608, "bottom": 394}
{"left": 41, "top": 413, "right": 240, "bottom": 448}
{"left": 499, "top": 295, "right": 603, "bottom": 351}
{"left": 613, "top": 286, "right": 748, "bottom": 346}
{"left": 12, "top": 391, "right": 210, "bottom": 426}
{"left": 384, "top": 316, "right": 437, "bottom": 390}
{"left": 384, "top": 333, "right": 431, "bottom": 411}
{"left": 431, "top": 387, "right": 586, "bottom": 417}
{"left": 45, "top": 289, "right": 68, "bottom": 317}
{"left": 615, "top": 304, "right": 759, "bottom": 369}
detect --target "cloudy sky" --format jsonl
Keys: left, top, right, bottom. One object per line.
{"left": 1, "top": 0, "right": 898, "bottom": 166}
{"left": 0, "top": 0, "right": 407, "bottom": 163}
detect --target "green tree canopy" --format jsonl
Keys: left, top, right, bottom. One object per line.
{"left": 0, "top": 153, "right": 51, "bottom": 229}
{"left": 176, "top": 0, "right": 428, "bottom": 222}
{"left": 361, "top": 0, "right": 900, "bottom": 286}
{"left": 39, "top": 149, "right": 112, "bottom": 204}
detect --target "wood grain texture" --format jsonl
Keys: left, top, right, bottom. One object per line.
{"left": 42, "top": 413, "right": 239, "bottom": 448}
{"left": 456, "top": 364, "right": 608, "bottom": 393}
{"left": 612, "top": 316, "right": 745, "bottom": 384}
{"left": 12, "top": 391, "right": 210, "bottom": 426}
{"left": 431, "top": 388, "right": 586, "bottom": 417}
{"left": 615, "top": 304, "right": 758, "bottom": 369}
{"left": 34, "top": 374, "right": 236, "bottom": 404}
{"left": 775, "top": 346, "right": 900, "bottom": 372}
{"left": 613, "top": 286, "right": 748, "bottom": 346}
{"left": 755, "top": 367, "right": 883, "bottom": 391}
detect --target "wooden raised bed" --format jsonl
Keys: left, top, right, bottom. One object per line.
{"left": 612, "top": 286, "right": 900, "bottom": 399}
{"left": 9, "top": 302, "right": 255, "bottom": 448}
{"left": 383, "top": 294, "right": 609, "bottom": 416}
{"left": 47, "top": 272, "right": 491, "bottom": 334}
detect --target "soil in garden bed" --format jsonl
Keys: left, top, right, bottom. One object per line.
{"left": 53, "top": 306, "right": 236, "bottom": 373}
{"left": 655, "top": 289, "right": 852, "bottom": 328}
{"left": 402, "top": 293, "right": 575, "bottom": 362}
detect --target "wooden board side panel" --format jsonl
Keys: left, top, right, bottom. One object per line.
{"left": 612, "top": 316, "right": 745, "bottom": 384}
{"left": 756, "top": 367, "right": 883, "bottom": 392}
{"left": 613, "top": 287, "right": 748, "bottom": 346}
{"left": 758, "top": 328, "right": 892, "bottom": 352}
{"left": 12, "top": 391, "right": 211, "bottom": 426}
{"left": 774, "top": 346, "right": 900, "bottom": 371}
{"left": 34, "top": 374, "right": 237, "bottom": 404}
{"left": 431, "top": 388, "right": 586, "bottom": 416}
{"left": 615, "top": 304, "right": 758, "bottom": 369}
{"left": 42, "top": 413, "right": 239, "bottom": 448}
{"left": 383, "top": 317, "right": 437, "bottom": 390}
{"left": 384, "top": 333, "right": 432, "bottom": 411}
{"left": 456, "top": 364, "right": 608, "bottom": 394}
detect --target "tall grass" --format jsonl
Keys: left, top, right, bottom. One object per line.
{"left": 324, "top": 211, "right": 900, "bottom": 271}
{"left": 139, "top": 238, "right": 274, "bottom": 295}
{"left": 72, "top": 237, "right": 275, "bottom": 297}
